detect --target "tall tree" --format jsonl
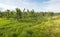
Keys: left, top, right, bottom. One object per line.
{"left": 30, "top": 9, "right": 35, "bottom": 18}
{"left": 6, "top": 9, "right": 11, "bottom": 19}
{"left": 0, "top": 11, "right": 2, "bottom": 17}
{"left": 16, "top": 8, "right": 22, "bottom": 21}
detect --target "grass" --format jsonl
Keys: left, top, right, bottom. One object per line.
{"left": 0, "top": 16, "right": 60, "bottom": 37}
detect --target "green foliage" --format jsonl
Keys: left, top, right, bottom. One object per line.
{"left": 16, "top": 8, "right": 22, "bottom": 18}
{"left": 0, "top": 8, "right": 60, "bottom": 37}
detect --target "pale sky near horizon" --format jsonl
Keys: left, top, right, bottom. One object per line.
{"left": 0, "top": 0, "right": 60, "bottom": 12}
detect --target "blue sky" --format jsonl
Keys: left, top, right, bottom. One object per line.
{"left": 0, "top": 0, "right": 60, "bottom": 12}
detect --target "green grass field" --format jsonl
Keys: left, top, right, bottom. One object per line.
{"left": 0, "top": 16, "right": 60, "bottom": 37}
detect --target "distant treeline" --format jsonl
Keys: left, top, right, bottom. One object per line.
{"left": 0, "top": 8, "right": 60, "bottom": 20}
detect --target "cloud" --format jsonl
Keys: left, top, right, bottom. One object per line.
{"left": 43, "top": 0, "right": 60, "bottom": 12}
{"left": 0, "top": 3, "right": 18, "bottom": 10}
{"left": 0, "top": 0, "right": 60, "bottom": 12}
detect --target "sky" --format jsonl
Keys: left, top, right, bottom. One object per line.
{"left": 0, "top": 0, "right": 60, "bottom": 12}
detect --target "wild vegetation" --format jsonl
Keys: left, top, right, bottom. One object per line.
{"left": 0, "top": 8, "right": 60, "bottom": 37}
